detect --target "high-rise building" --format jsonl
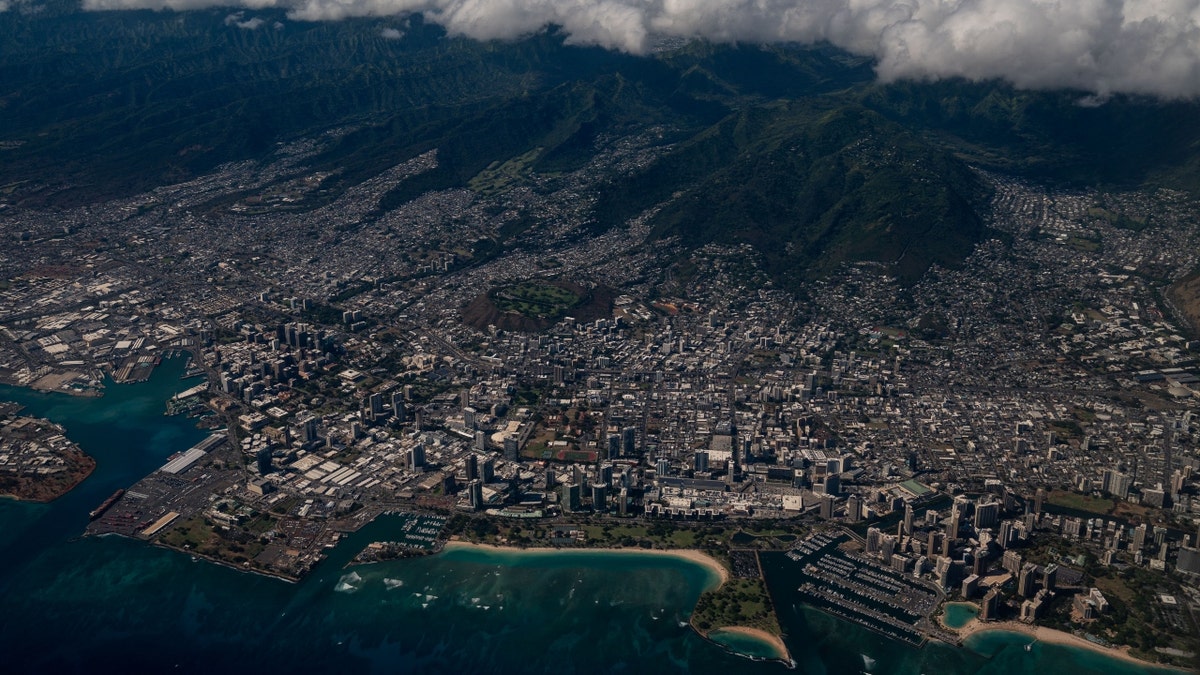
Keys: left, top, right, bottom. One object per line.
{"left": 1002, "top": 550, "right": 1023, "bottom": 576}
{"left": 997, "top": 520, "right": 1017, "bottom": 548}
{"left": 1041, "top": 564, "right": 1058, "bottom": 592}
{"left": 561, "top": 483, "right": 581, "bottom": 513}
{"left": 256, "top": 446, "right": 273, "bottom": 475}
{"left": 1177, "top": 547, "right": 1200, "bottom": 575}
{"left": 465, "top": 453, "right": 479, "bottom": 481}
{"left": 301, "top": 416, "right": 319, "bottom": 443}
{"left": 607, "top": 434, "right": 621, "bottom": 460}
{"left": 980, "top": 588, "right": 1001, "bottom": 621}
{"left": 903, "top": 502, "right": 914, "bottom": 536}
{"left": 879, "top": 533, "right": 896, "bottom": 564}
{"left": 974, "top": 501, "right": 1000, "bottom": 530}
{"left": 847, "top": 495, "right": 861, "bottom": 523}
{"left": 693, "top": 451, "right": 709, "bottom": 474}
{"left": 1018, "top": 562, "right": 1038, "bottom": 598}
{"left": 591, "top": 483, "right": 608, "bottom": 512}
{"left": 409, "top": 444, "right": 426, "bottom": 471}
{"left": 961, "top": 574, "right": 980, "bottom": 599}
{"left": 600, "top": 463, "right": 614, "bottom": 487}
{"left": 823, "top": 473, "right": 840, "bottom": 496}
{"left": 820, "top": 495, "right": 835, "bottom": 519}
{"left": 865, "top": 527, "right": 882, "bottom": 555}
{"left": 482, "top": 457, "right": 496, "bottom": 483}
{"left": 468, "top": 479, "right": 484, "bottom": 510}
{"left": 621, "top": 427, "right": 637, "bottom": 457}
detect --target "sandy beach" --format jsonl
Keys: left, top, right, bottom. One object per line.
{"left": 958, "top": 618, "right": 1187, "bottom": 671}
{"left": 441, "top": 540, "right": 730, "bottom": 587}
{"left": 442, "top": 541, "right": 797, "bottom": 662}
{"left": 709, "top": 625, "right": 792, "bottom": 661}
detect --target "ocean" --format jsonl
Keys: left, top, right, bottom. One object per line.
{"left": 0, "top": 357, "right": 1180, "bottom": 674}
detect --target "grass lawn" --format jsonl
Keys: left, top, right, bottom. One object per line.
{"left": 1047, "top": 490, "right": 1115, "bottom": 514}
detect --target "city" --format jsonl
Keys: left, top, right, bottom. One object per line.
{"left": 3, "top": 127, "right": 1200, "bottom": 668}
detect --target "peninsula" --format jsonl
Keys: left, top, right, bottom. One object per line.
{"left": 0, "top": 404, "right": 95, "bottom": 502}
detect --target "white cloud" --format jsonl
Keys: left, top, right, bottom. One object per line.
{"left": 78, "top": 0, "right": 1200, "bottom": 98}
{"left": 1, "top": 0, "right": 45, "bottom": 13}
{"left": 224, "top": 11, "right": 267, "bottom": 28}
{"left": 380, "top": 26, "right": 404, "bottom": 39}
{"left": 224, "top": 11, "right": 266, "bottom": 28}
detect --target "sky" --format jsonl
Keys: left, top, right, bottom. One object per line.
{"left": 17, "top": 0, "right": 1200, "bottom": 98}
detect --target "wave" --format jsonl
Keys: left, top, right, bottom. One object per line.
{"left": 334, "top": 572, "right": 362, "bottom": 593}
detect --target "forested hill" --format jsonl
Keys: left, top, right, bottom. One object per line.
{"left": 3, "top": 3, "right": 1200, "bottom": 285}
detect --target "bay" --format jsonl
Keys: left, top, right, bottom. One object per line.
{"left": 0, "top": 357, "right": 1180, "bottom": 674}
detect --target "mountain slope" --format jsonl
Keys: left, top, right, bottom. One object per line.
{"left": 594, "top": 102, "right": 989, "bottom": 285}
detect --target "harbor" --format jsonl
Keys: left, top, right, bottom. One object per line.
{"left": 774, "top": 531, "right": 956, "bottom": 647}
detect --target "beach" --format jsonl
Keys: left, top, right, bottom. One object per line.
{"left": 442, "top": 540, "right": 731, "bottom": 587}
{"left": 441, "top": 541, "right": 797, "bottom": 662}
{"left": 958, "top": 618, "right": 1187, "bottom": 671}
{"left": 708, "top": 625, "right": 792, "bottom": 662}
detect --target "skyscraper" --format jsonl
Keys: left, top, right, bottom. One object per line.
{"left": 561, "top": 483, "right": 581, "bottom": 513}
{"left": 1018, "top": 562, "right": 1038, "bottom": 598}
{"left": 468, "top": 479, "right": 484, "bottom": 510}
{"left": 621, "top": 427, "right": 637, "bottom": 457}
{"left": 591, "top": 483, "right": 608, "bottom": 511}
{"left": 974, "top": 500, "right": 1000, "bottom": 530}
{"left": 980, "top": 588, "right": 1001, "bottom": 621}
{"left": 409, "top": 444, "right": 426, "bottom": 471}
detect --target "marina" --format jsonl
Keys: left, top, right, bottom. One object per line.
{"left": 779, "top": 531, "right": 954, "bottom": 647}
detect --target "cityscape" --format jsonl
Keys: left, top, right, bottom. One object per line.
{"left": 3, "top": 122, "right": 1200, "bottom": 669}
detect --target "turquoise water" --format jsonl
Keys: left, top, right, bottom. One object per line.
{"left": 708, "top": 629, "right": 782, "bottom": 660}
{"left": 942, "top": 602, "right": 980, "bottom": 629}
{"left": 963, "top": 630, "right": 1183, "bottom": 675}
{"left": 0, "top": 359, "right": 1182, "bottom": 674}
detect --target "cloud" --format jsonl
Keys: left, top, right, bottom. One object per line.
{"left": 1, "top": 0, "right": 45, "bottom": 13}
{"left": 224, "top": 11, "right": 266, "bottom": 29}
{"left": 380, "top": 26, "right": 404, "bottom": 39}
{"left": 76, "top": 0, "right": 1200, "bottom": 98}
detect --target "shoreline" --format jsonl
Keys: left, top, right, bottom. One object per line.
{"left": 1, "top": 376, "right": 104, "bottom": 398}
{"left": 938, "top": 601, "right": 979, "bottom": 630}
{"left": 441, "top": 540, "right": 730, "bottom": 588}
{"left": 152, "top": 540, "right": 301, "bottom": 584}
{"left": 708, "top": 625, "right": 792, "bottom": 662}
{"left": 441, "top": 541, "right": 793, "bottom": 664}
{"left": 958, "top": 619, "right": 1187, "bottom": 671}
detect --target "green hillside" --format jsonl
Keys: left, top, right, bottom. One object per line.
{"left": 3, "top": 4, "right": 1200, "bottom": 286}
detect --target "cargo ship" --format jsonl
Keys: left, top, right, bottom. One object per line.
{"left": 89, "top": 489, "right": 124, "bottom": 520}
